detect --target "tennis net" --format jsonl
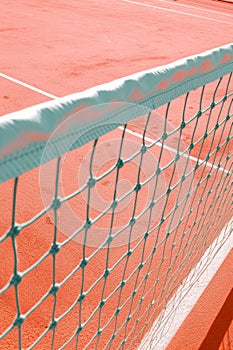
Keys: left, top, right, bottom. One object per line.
{"left": 0, "top": 43, "right": 232, "bottom": 350}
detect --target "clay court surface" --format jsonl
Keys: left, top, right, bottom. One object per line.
{"left": 0, "top": 1, "right": 233, "bottom": 349}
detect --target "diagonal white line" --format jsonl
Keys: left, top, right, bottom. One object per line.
{"left": 0, "top": 72, "right": 58, "bottom": 100}
{"left": 138, "top": 219, "right": 233, "bottom": 350}
{"left": 121, "top": 0, "right": 233, "bottom": 25}
{"left": 1, "top": 71, "right": 230, "bottom": 174}
{"left": 119, "top": 126, "right": 230, "bottom": 174}
{"left": 155, "top": 0, "right": 233, "bottom": 18}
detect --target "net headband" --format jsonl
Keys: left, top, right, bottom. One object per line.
{"left": 0, "top": 43, "right": 232, "bottom": 183}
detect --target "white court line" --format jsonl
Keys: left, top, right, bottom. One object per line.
{"left": 0, "top": 72, "right": 230, "bottom": 174}
{"left": 0, "top": 72, "right": 58, "bottom": 100}
{"left": 154, "top": 0, "right": 233, "bottom": 18}
{"left": 121, "top": 0, "right": 233, "bottom": 25}
{"left": 138, "top": 219, "right": 233, "bottom": 349}
{"left": 119, "top": 126, "right": 230, "bottom": 174}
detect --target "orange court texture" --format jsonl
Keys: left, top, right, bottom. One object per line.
{"left": 0, "top": 0, "right": 233, "bottom": 349}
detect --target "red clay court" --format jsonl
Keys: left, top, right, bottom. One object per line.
{"left": 0, "top": 1, "right": 233, "bottom": 349}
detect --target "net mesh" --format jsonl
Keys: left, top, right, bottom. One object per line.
{"left": 0, "top": 44, "right": 232, "bottom": 350}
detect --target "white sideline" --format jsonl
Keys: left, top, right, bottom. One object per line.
{"left": 0, "top": 72, "right": 58, "bottom": 100}
{"left": 0, "top": 72, "right": 231, "bottom": 175}
{"left": 137, "top": 219, "right": 233, "bottom": 350}
{"left": 121, "top": 0, "right": 233, "bottom": 25}
{"left": 152, "top": 0, "right": 233, "bottom": 18}
{"left": 119, "top": 126, "right": 230, "bottom": 174}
